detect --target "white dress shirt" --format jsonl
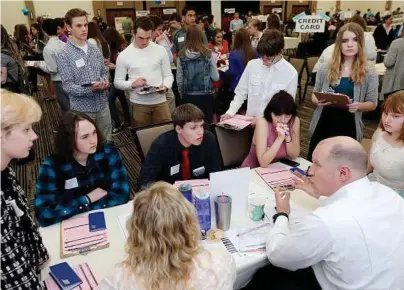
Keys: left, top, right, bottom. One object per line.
{"left": 114, "top": 41, "right": 174, "bottom": 105}
{"left": 38, "top": 36, "right": 65, "bottom": 82}
{"left": 267, "top": 177, "right": 404, "bottom": 290}
{"left": 313, "top": 32, "right": 377, "bottom": 72}
{"left": 225, "top": 57, "right": 298, "bottom": 117}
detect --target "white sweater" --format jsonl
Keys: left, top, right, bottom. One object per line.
{"left": 114, "top": 42, "right": 174, "bottom": 105}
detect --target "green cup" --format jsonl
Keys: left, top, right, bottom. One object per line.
{"left": 248, "top": 194, "right": 266, "bottom": 221}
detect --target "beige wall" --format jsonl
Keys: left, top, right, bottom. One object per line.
{"left": 339, "top": 1, "right": 387, "bottom": 13}
{"left": 316, "top": 0, "right": 338, "bottom": 13}
{"left": 391, "top": 0, "right": 404, "bottom": 10}
{"left": 33, "top": 0, "right": 94, "bottom": 18}
{"left": 1, "top": 0, "right": 29, "bottom": 33}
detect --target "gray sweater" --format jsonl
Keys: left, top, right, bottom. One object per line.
{"left": 309, "top": 63, "right": 379, "bottom": 141}
{"left": 382, "top": 37, "right": 404, "bottom": 96}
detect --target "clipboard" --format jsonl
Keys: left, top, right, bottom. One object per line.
{"left": 314, "top": 92, "right": 350, "bottom": 105}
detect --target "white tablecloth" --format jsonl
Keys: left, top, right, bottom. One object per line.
{"left": 39, "top": 157, "right": 318, "bottom": 289}
{"left": 284, "top": 37, "right": 300, "bottom": 50}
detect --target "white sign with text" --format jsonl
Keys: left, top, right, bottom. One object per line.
{"left": 295, "top": 15, "right": 326, "bottom": 33}
{"left": 224, "top": 8, "right": 235, "bottom": 14}
{"left": 163, "top": 8, "right": 176, "bottom": 15}
{"left": 136, "top": 11, "right": 150, "bottom": 17}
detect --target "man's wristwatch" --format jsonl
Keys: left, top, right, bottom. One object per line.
{"left": 272, "top": 212, "right": 289, "bottom": 223}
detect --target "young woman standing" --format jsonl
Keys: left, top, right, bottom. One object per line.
{"left": 308, "top": 22, "right": 379, "bottom": 161}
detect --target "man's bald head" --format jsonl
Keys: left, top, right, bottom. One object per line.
{"left": 318, "top": 137, "right": 368, "bottom": 176}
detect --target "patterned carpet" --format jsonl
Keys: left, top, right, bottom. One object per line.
{"left": 12, "top": 74, "right": 379, "bottom": 214}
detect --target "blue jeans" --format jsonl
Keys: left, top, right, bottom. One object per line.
{"left": 108, "top": 86, "right": 131, "bottom": 127}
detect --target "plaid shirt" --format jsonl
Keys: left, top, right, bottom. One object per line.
{"left": 35, "top": 143, "right": 130, "bottom": 227}
{"left": 1, "top": 167, "right": 49, "bottom": 290}
{"left": 56, "top": 40, "right": 108, "bottom": 113}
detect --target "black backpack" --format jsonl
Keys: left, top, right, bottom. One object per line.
{"left": 1, "top": 48, "right": 32, "bottom": 95}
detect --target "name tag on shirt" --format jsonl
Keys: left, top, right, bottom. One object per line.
{"left": 170, "top": 164, "right": 180, "bottom": 176}
{"left": 193, "top": 166, "right": 205, "bottom": 177}
{"left": 178, "top": 36, "right": 185, "bottom": 43}
{"left": 75, "top": 58, "right": 85, "bottom": 68}
{"left": 64, "top": 177, "right": 79, "bottom": 189}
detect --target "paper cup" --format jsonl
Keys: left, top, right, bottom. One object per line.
{"left": 248, "top": 194, "right": 266, "bottom": 221}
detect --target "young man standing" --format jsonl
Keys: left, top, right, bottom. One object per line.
{"left": 57, "top": 8, "right": 111, "bottom": 140}
{"left": 230, "top": 12, "right": 244, "bottom": 35}
{"left": 172, "top": 6, "right": 208, "bottom": 64}
{"left": 221, "top": 30, "right": 298, "bottom": 124}
{"left": 138, "top": 104, "right": 222, "bottom": 189}
{"left": 37, "top": 18, "right": 69, "bottom": 115}
{"left": 114, "top": 17, "right": 173, "bottom": 127}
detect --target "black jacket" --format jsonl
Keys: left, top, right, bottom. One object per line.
{"left": 138, "top": 130, "right": 222, "bottom": 189}
{"left": 373, "top": 24, "right": 395, "bottom": 50}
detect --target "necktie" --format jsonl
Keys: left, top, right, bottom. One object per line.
{"left": 181, "top": 149, "right": 190, "bottom": 180}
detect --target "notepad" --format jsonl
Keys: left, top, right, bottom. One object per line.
{"left": 61, "top": 214, "right": 109, "bottom": 258}
{"left": 217, "top": 114, "right": 252, "bottom": 131}
{"left": 48, "top": 262, "right": 82, "bottom": 290}
{"left": 44, "top": 262, "right": 99, "bottom": 290}
{"left": 174, "top": 179, "right": 210, "bottom": 196}
{"left": 256, "top": 163, "right": 299, "bottom": 189}
{"left": 24, "top": 61, "right": 45, "bottom": 67}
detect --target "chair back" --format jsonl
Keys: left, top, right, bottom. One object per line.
{"left": 132, "top": 122, "right": 174, "bottom": 161}
{"left": 215, "top": 126, "right": 253, "bottom": 168}
{"left": 306, "top": 56, "right": 319, "bottom": 75}
{"left": 289, "top": 57, "right": 306, "bottom": 82}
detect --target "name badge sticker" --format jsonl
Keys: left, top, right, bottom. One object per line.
{"left": 170, "top": 164, "right": 180, "bottom": 176}
{"left": 193, "top": 166, "right": 205, "bottom": 177}
{"left": 64, "top": 177, "right": 79, "bottom": 189}
{"left": 178, "top": 36, "right": 185, "bottom": 43}
{"left": 75, "top": 58, "right": 85, "bottom": 68}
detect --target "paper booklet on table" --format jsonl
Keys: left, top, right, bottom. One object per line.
{"left": 44, "top": 262, "right": 100, "bottom": 290}
{"left": 60, "top": 214, "right": 109, "bottom": 258}
{"left": 25, "top": 61, "right": 45, "bottom": 67}
{"left": 256, "top": 163, "right": 297, "bottom": 189}
{"left": 174, "top": 179, "right": 210, "bottom": 196}
{"left": 217, "top": 114, "right": 252, "bottom": 131}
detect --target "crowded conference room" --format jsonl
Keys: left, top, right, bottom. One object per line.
{"left": 1, "top": 0, "right": 404, "bottom": 289}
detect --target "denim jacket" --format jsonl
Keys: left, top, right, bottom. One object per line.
{"left": 177, "top": 50, "right": 219, "bottom": 96}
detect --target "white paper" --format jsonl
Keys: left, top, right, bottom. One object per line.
{"left": 117, "top": 212, "right": 131, "bottom": 239}
{"left": 210, "top": 168, "right": 251, "bottom": 225}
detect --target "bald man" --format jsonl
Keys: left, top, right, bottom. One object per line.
{"left": 245, "top": 137, "right": 404, "bottom": 290}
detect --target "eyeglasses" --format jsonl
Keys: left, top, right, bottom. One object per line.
{"left": 306, "top": 166, "right": 314, "bottom": 177}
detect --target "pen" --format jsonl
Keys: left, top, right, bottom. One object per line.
{"left": 239, "top": 247, "right": 266, "bottom": 253}
{"left": 236, "top": 222, "right": 271, "bottom": 237}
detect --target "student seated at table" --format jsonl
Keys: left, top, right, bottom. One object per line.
{"left": 221, "top": 29, "right": 298, "bottom": 125}
{"left": 98, "top": 182, "right": 236, "bottom": 290}
{"left": 242, "top": 91, "right": 300, "bottom": 168}
{"left": 244, "top": 137, "right": 404, "bottom": 290}
{"left": 368, "top": 90, "right": 404, "bottom": 197}
{"left": 35, "top": 111, "right": 130, "bottom": 227}
{"left": 1, "top": 89, "right": 49, "bottom": 289}
{"left": 137, "top": 104, "right": 221, "bottom": 189}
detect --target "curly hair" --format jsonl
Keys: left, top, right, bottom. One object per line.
{"left": 328, "top": 22, "right": 367, "bottom": 86}
{"left": 123, "top": 181, "right": 202, "bottom": 290}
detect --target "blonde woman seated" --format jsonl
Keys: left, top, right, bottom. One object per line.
{"left": 99, "top": 182, "right": 236, "bottom": 290}
{"left": 368, "top": 90, "right": 404, "bottom": 197}
{"left": 242, "top": 91, "right": 300, "bottom": 168}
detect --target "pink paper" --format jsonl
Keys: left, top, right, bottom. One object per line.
{"left": 256, "top": 163, "right": 289, "bottom": 174}
{"left": 218, "top": 114, "right": 252, "bottom": 130}
{"left": 62, "top": 215, "right": 109, "bottom": 255}
{"left": 174, "top": 179, "right": 210, "bottom": 196}
{"left": 44, "top": 263, "right": 99, "bottom": 290}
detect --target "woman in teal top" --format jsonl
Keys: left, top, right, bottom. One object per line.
{"left": 308, "top": 23, "right": 379, "bottom": 161}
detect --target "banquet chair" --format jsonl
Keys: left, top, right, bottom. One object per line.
{"left": 288, "top": 57, "right": 306, "bottom": 105}
{"left": 131, "top": 122, "right": 174, "bottom": 162}
{"left": 215, "top": 125, "right": 253, "bottom": 169}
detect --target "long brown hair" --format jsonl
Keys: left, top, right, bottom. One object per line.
{"left": 328, "top": 22, "right": 367, "bottom": 85}
{"left": 179, "top": 24, "right": 211, "bottom": 57}
{"left": 88, "top": 22, "right": 110, "bottom": 59}
{"left": 232, "top": 28, "right": 256, "bottom": 66}
{"left": 103, "top": 27, "right": 127, "bottom": 63}
{"left": 13, "top": 24, "right": 30, "bottom": 48}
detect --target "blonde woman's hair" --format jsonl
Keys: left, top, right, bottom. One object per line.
{"left": 328, "top": 22, "right": 367, "bottom": 86}
{"left": 1, "top": 89, "right": 42, "bottom": 133}
{"left": 123, "top": 181, "right": 202, "bottom": 290}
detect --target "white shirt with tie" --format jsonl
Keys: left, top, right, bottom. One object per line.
{"left": 266, "top": 177, "right": 404, "bottom": 290}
